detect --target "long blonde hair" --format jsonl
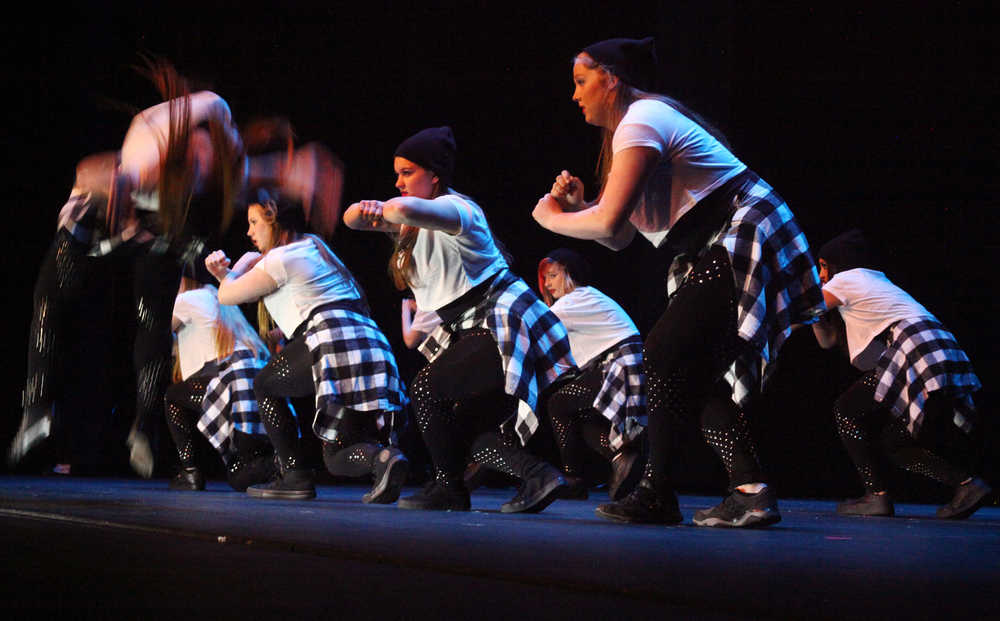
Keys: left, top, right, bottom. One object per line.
{"left": 172, "top": 280, "right": 268, "bottom": 382}
{"left": 387, "top": 176, "right": 447, "bottom": 291}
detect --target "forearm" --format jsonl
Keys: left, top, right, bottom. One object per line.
{"left": 812, "top": 314, "right": 839, "bottom": 349}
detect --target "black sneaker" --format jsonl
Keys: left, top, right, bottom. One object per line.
{"left": 227, "top": 453, "right": 278, "bottom": 492}
{"left": 397, "top": 480, "right": 470, "bottom": 511}
{"left": 169, "top": 467, "right": 205, "bottom": 491}
{"left": 937, "top": 478, "right": 992, "bottom": 519}
{"left": 607, "top": 449, "right": 644, "bottom": 501}
{"left": 247, "top": 468, "right": 316, "bottom": 500}
{"left": 595, "top": 480, "right": 682, "bottom": 524}
{"left": 500, "top": 464, "right": 567, "bottom": 513}
{"left": 363, "top": 447, "right": 410, "bottom": 504}
{"left": 837, "top": 492, "right": 894, "bottom": 517}
{"left": 693, "top": 487, "right": 781, "bottom": 528}
{"left": 558, "top": 475, "right": 590, "bottom": 500}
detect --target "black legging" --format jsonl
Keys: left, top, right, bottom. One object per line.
{"left": 834, "top": 371, "right": 974, "bottom": 492}
{"left": 546, "top": 365, "right": 615, "bottom": 476}
{"left": 642, "top": 246, "right": 765, "bottom": 492}
{"left": 25, "top": 232, "right": 179, "bottom": 442}
{"left": 164, "top": 374, "right": 213, "bottom": 467}
{"left": 410, "top": 328, "right": 551, "bottom": 487}
{"left": 253, "top": 333, "right": 386, "bottom": 475}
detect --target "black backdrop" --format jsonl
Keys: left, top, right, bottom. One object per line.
{"left": 3, "top": 4, "right": 996, "bottom": 498}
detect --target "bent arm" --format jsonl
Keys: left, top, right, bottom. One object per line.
{"left": 217, "top": 267, "right": 278, "bottom": 306}
{"left": 533, "top": 146, "right": 657, "bottom": 243}
{"left": 343, "top": 201, "right": 402, "bottom": 234}
{"left": 812, "top": 290, "right": 844, "bottom": 349}
{"left": 382, "top": 196, "right": 463, "bottom": 234}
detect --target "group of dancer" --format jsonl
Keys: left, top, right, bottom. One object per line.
{"left": 11, "top": 38, "right": 991, "bottom": 526}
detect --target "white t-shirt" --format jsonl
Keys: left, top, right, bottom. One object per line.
{"left": 253, "top": 237, "right": 362, "bottom": 337}
{"left": 549, "top": 286, "right": 639, "bottom": 368}
{"left": 613, "top": 98, "right": 747, "bottom": 248}
{"left": 408, "top": 194, "right": 508, "bottom": 311}
{"left": 824, "top": 268, "right": 934, "bottom": 369}
{"left": 173, "top": 286, "right": 221, "bottom": 380}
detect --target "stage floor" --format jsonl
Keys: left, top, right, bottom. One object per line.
{"left": 2, "top": 476, "right": 997, "bottom": 619}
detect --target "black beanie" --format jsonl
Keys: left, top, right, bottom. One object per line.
{"left": 394, "top": 126, "right": 456, "bottom": 187}
{"left": 582, "top": 37, "right": 657, "bottom": 91}
{"left": 818, "top": 229, "right": 871, "bottom": 272}
{"left": 545, "top": 248, "right": 593, "bottom": 286}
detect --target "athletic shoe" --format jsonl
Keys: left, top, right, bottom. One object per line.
{"left": 937, "top": 478, "right": 992, "bottom": 519}
{"left": 397, "top": 480, "right": 470, "bottom": 511}
{"left": 363, "top": 447, "right": 410, "bottom": 504}
{"left": 8, "top": 406, "right": 53, "bottom": 465}
{"left": 227, "top": 453, "right": 278, "bottom": 492}
{"left": 169, "top": 467, "right": 205, "bottom": 491}
{"left": 247, "top": 468, "right": 316, "bottom": 500}
{"left": 127, "top": 427, "right": 154, "bottom": 479}
{"left": 500, "top": 464, "right": 567, "bottom": 513}
{"left": 607, "top": 448, "right": 644, "bottom": 501}
{"left": 595, "top": 480, "right": 683, "bottom": 524}
{"left": 693, "top": 487, "right": 782, "bottom": 528}
{"left": 558, "top": 475, "right": 590, "bottom": 500}
{"left": 837, "top": 492, "right": 895, "bottom": 517}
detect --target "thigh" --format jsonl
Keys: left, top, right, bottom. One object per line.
{"left": 643, "top": 246, "right": 740, "bottom": 392}
{"left": 418, "top": 329, "right": 505, "bottom": 402}
{"left": 255, "top": 336, "right": 316, "bottom": 398}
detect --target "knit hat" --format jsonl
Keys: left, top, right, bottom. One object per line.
{"left": 818, "top": 229, "right": 871, "bottom": 272}
{"left": 544, "top": 248, "right": 593, "bottom": 285}
{"left": 581, "top": 37, "right": 657, "bottom": 91}
{"left": 394, "top": 126, "right": 456, "bottom": 187}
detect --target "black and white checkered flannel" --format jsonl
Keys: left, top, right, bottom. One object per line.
{"left": 418, "top": 269, "right": 577, "bottom": 445}
{"left": 304, "top": 307, "right": 408, "bottom": 443}
{"left": 591, "top": 335, "right": 646, "bottom": 451}
{"left": 875, "top": 317, "right": 980, "bottom": 435}
{"left": 665, "top": 172, "right": 826, "bottom": 408}
{"left": 198, "top": 345, "right": 270, "bottom": 457}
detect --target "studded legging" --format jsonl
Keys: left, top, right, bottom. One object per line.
{"left": 24, "top": 232, "right": 179, "bottom": 443}
{"left": 253, "top": 333, "right": 386, "bottom": 475}
{"left": 410, "top": 328, "right": 549, "bottom": 487}
{"left": 641, "top": 245, "right": 765, "bottom": 492}
{"left": 834, "top": 371, "right": 973, "bottom": 492}
{"left": 163, "top": 374, "right": 213, "bottom": 467}
{"left": 546, "top": 365, "right": 615, "bottom": 476}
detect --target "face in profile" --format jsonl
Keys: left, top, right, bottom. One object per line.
{"left": 543, "top": 262, "right": 574, "bottom": 301}
{"left": 818, "top": 258, "right": 832, "bottom": 285}
{"left": 246, "top": 203, "right": 276, "bottom": 252}
{"left": 394, "top": 157, "right": 439, "bottom": 199}
{"left": 572, "top": 53, "right": 614, "bottom": 127}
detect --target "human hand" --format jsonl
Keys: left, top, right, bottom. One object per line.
{"left": 532, "top": 193, "right": 565, "bottom": 228}
{"left": 355, "top": 200, "right": 386, "bottom": 226}
{"left": 204, "top": 250, "right": 232, "bottom": 281}
{"left": 550, "top": 170, "right": 584, "bottom": 209}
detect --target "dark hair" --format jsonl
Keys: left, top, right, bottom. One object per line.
{"left": 818, "top": 229, "right": 871, "bottom": 275}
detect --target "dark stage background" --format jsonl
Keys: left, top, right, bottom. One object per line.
{"left": 3, "top": 4, "right": 996, "bottom": 499}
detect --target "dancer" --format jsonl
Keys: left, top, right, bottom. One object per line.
{"left": 532, "top": 37, "right": 825, "bottom": 526}
{"left": 537, "top": 248, "right": 646, "bottom": 500}
{"left": 344, "top": 126, "right": 576, "bottom": 512}
{"left": 205, "top": 189, "right": 408, "bottom": 502}
{"left": 813, "top": 230, "right": 990, "bottom": 518}
{"left": 166, "top": 268, "right": 274, "bottom": 491}
{"left": 11, "top": 65, "right": 245, "bottom": 477}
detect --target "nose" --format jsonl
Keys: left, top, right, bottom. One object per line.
{"left": 395, "top": 175, "right": 404, "bottom": 190}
